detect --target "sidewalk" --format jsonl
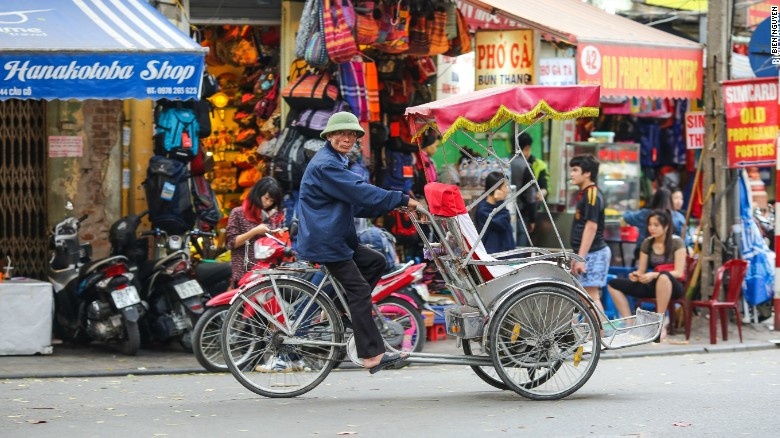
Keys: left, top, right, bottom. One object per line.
{"left": 0, "top": 316, "right": 777, "bottom": 380}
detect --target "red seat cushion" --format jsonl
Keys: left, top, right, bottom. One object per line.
{"left": 424, "top": 182, "right": 467, "bottom": 217}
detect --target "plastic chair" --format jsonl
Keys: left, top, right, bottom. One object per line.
{"left": 684, "top": 259, "right": 749, "bottom": 344}
{"left": 636, "top": 256, "right": 697, "bottom": 336}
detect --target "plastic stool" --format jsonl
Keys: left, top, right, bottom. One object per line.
{"left": 426, "top": 324, "right": 447, "bottom": 341}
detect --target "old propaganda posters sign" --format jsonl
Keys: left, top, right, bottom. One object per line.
{"left": 577, "top": 44, "right": 702, "bottom": 99}
{"left": 475, "top": 30, "right": 534, "bottom": 90}
{"left": 723, "top": 77, "right": 778, "bottom": 168}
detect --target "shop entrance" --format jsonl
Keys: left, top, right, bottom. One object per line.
{"left": 0, "top": 100, "right": 48, "bottom": 278}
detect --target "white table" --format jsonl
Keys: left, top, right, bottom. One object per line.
{"left": 0, "top": 279, "right": 54, "bottom": 355}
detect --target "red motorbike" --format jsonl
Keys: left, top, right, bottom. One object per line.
{"left": 193, "top": 233, "right": 428, "bottom": 372}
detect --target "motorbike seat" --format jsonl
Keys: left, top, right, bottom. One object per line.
{"left": 194, "top": 262, "right": 231, "bottom": 286}
{"left": 79, "top": 255, "right": 129, "bottom": 277}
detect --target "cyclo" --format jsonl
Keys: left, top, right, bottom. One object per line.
{"left": 219, "top": 85, "right": 663, "bottom": 400}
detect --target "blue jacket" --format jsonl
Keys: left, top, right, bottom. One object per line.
{"left": 295, "top": 143, "right": 409, "bottom": 263}
{"left": 475, "top": 199, "right": 515, "bottom": 254}
{"left": 623, "top": 208, "right": 686, "bottom": 243}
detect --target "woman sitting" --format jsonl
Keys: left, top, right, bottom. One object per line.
{"left": 607, "top": 209, "right": 686, "bottom": 341}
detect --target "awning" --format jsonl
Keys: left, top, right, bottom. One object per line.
{"left": 462, "top": 0, "right": 704, "bottom": 99}
{"left": 0, "top": 0, "right": 207, "bottom": 101}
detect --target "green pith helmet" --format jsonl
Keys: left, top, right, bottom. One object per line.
{"left": 320, "top": 111, "right": 365, "bottom": 139}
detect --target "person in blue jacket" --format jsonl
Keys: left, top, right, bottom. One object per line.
{"left": 475, "top": 171, "right": 515, "bottom": 254}
{"left": 296, "top": 112, "right": 420, "bottom": 374}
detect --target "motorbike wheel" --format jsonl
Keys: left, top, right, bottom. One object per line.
{"left": 375, "top": 297, "right": 425, "bottom": 370}
{"left": 115, "top": 319, "right": 141, "bottom": 356}
{"left": 193, "top": 306, "right": 231, "bottom": 373}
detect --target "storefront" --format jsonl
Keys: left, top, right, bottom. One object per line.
{"left": 0, "top": 0, "right": 205, "bottom": 278}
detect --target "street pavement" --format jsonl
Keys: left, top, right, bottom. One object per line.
{"left": 0, "top": 314, "right": 778, "bottom": 379}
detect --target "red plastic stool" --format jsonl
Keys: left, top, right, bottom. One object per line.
{"left": 426, "top": 324, "right": 447, "bottom": 341}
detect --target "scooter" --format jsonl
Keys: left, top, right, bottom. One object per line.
{"left": 192, "top": 233, "right": 428, "bottom": 372}
{"left": 49, "top": 203, "right": 143, "bottom": 356}
{"left": 109, "top": 212, "right": 231, "bottom": 351}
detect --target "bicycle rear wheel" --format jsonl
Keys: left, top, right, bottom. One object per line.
{"left": 221, "top": 278, "right": 344, "bottom": 398}
{"left": 489, "top": 286, "right": 600, "bottom": 400}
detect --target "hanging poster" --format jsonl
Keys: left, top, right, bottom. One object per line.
{"left": 474, "top": 30, "right": 534, "bottom": 90}
{"left": 685, "top": 111, "right": 705, "bottom": 149}
{"left": 436, "top": 52, "right": 475, "bottom": 100}
{"left": 723, "top": 77, "right": 778, "bottom": 168}
{"left": 539, "top": 58, "right": 576, "bottom": 86}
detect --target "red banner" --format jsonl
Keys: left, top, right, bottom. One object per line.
{"left": 577, "top": 43, "right": 703, "bottom": 99}
{"left": 723, "top": 77, "right": 778, "bottom": 168}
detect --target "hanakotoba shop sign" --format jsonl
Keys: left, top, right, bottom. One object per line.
{"left": 0, "top": 54, "right": 204, "bottom": 100}
{"left": 474, "top": 30, "right": 534, "bottom": 90}
{"left": 723, "top": 77, "right": 778, "bottom": 168}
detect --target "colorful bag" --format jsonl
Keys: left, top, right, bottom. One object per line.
{"left": 355, "top": 4, "right": 380, "bottom": 45}
{"left": 427, "top": 10, "right": 449, "bottom": 56}
{"left": 338, "top": 60, "right": 368, "bottom": 122}
{"left": 295, "top": 0, "right": 320, "bottom": 58}
{"left": 376, "top": 1, "right": 409, "bottom": 53}
{"left": 305, "top": 1, "right": 330, "bottom": 68}
{"left": 406, "top": 15, "right": 429, "bottom": 56}
{"left": 363, "top": 60, "right": 381, "bottom": 122}
{"left": 322, "top": 0, "right": 359, "bottom": 63}
{"left": 295, "top": 100, "right": 351, "bottom": 138}
{"left": 445, "top": 8, "right": 471, "bottom": 56}
{"left": 281, "top": 70, "right": 340, "bottom": 109}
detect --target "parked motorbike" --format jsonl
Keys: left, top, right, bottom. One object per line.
{"left": 49, "top": 203, "right": 143, "bottom": 356}
{"left": 192, "top": 233, "right": 428, "bottom": 372}
{"left": 109, "top": 212, "right": 231, "bottom": 351}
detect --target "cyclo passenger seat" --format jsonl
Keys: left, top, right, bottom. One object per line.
{"left": 424, "top": 182, "right": 515, "bottom": 283}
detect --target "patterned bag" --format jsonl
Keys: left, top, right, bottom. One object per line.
{"left": 338, "top": 60, "right": 368, "bottom": 122}
{"left": 355, "top": 2, "right": 380, "bottom": 45}
{"left": 405, "top": 15, "right": 429, "bottom": 56}
{"left": 363, "top": 60, "right": 381, "bottom": 122}
{"left": 305, "top": 1, "right": 330, "bottom": 68}
{"left": 323, "top": 0, "right": 359, "bottom": 64}
{"left": 376, "top": 1, "right": 409, "bottom": 53}
{"left": 295, "top": 100, "right": 351, "bottom": 138}
{"left": 281, "top": 70, "right": 340, "bottom": 109}
{"left": 427, "top": 10, "right": 449, "bottom": 56}
{"left": 445, "top": 8, "right": 471, "bottom": 56}
{"left": 295, "top": 0, "right": 320, "bottom": 58}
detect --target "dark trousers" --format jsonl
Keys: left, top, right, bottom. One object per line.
{"left": 324, "top": 245, "right": 386, "bottom": 359}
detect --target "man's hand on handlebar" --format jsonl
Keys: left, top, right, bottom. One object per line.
{"left": 406, "top": 198, "right": 421, "bottom": 210}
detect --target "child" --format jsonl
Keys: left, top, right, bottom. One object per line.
{"left": 475, "top": 171, "right": 515, "bottom": 254}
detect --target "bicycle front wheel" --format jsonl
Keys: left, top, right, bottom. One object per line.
{"left": 221, "top": 278, "right": 344, "bottom": 398}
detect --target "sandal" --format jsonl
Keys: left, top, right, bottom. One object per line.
{"left": 368, "top": 352, "right": 408, "bottom": 375}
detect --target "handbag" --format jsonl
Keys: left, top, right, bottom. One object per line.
{"left": 295, "top": 0, "right": 320, "bottom": 59}
{"left": 338, "top": 60, "right": 368, "bottom": 122}
{"left": 427, "top": 9, "right": 449, "bottom": 56}
{"left": 355, "top": 2, "right": 380, "bottom": 45}
{"left": 238, "top": 166, "right": 263, "bottom": 188}
{"left": 322, "top": 0, "right": 360, "bottom": 64}
{"left": 445, "top": 7, "right": 471, "bottom": 56}
{"left": 376, "top": 1, "right": 409, "bottom": 53}
{"left": 281, "top": 70, "right": 339, "bottom": 110}
{"left": 295, "top": 100, "right": 351, "bottom": 138}
{"left": 305, "top": 0, "right": 330, "bottom": 68}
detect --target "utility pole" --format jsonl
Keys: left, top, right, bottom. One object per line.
{"left": 700, "top": 0, "right": 733, "bottom": 294}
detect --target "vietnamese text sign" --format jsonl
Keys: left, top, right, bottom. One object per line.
{"left": 436, "top": 52, "right": 475, "bottom": 100}
{"left": 685, "top": 111, "right": 705, "bottom": 149}
{"left": 48, "top": 136, "right": 83, "bottom": 158}
{"left": 577, "top": 43, "right": 703, "bottom": 99}
{"left": 539, "top": 58, "right": 576, "bottom": 86}
{"left": 475, "top": 30, "right": 534, "bottom": 90}
{"left": 723, "top": 77, "right": 778, "bottom": 168}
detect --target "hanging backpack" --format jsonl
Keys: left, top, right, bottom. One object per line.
{"left": 380, "top": 148, "right": 413, "bottom": 193}
{"left": 191, "top": 175, "right": 222, "bottom": 230}
{"left": 271, "top": 127, "right": 308, "bottom": 191}
{"left": 154, "top": 106, "right": 200, "bottom": 161}
{"left": 357, "top": 226, "right": 398, "bottom": 272}
{"left": 144, "top": 155, "right": 196, "bottom": 235}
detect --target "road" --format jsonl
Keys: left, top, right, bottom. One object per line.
{"left": 2, "top": 349, "right": 779, "bottom": 437}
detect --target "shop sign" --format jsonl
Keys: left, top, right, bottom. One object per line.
{"left": 454, "top": 0, "right": 520, "bottom": 31}
{"left": 723, "top": 77, "right": 778, "bottom": 168}
{"left": 576, "top": 43, "right": 703, "bottom": 99}
{"left": 747, "top": 0, "right": 780, "bottom": 28}
{"left": 48, "top": 136, "right": 83, "bottom": 158}
{"left": 539, "top": 58, "right": 576, "bottom": 86}
{"left": 685, "top": 111, "right": 705, "bottom": 149}
{"left": 436, "top": 52, "right": 475, "bottom": 100}
{"left": 474, "top": 30, "right": 534, "bottom": 90}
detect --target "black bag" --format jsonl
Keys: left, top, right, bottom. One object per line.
{"left": 271, "top": 127, "right": 308, "bottom": 191}
{"left": 191, "top": 175, "right": 222, "bottom": 230}
{"left": 144, "top": 155, "right": 196, "bottom": 235}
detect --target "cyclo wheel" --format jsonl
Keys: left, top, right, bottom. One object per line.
{"left": 462, "top": 339, "right": 509, "bottom": 391}
{"left": 375, "top": 297, "right": 426, "bottom": 370}
{"left": 221, "top": 277, "right": 344, "bottom": 398}
{"left": 489, "top": 285, "right": 600, "bottom": 400}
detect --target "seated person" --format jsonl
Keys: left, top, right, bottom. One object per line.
{"left": 475, "top": 171, "right": 515, "bottom": 255}
{"left": 606, "top": 210, "right": 686, "bottom": 342}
